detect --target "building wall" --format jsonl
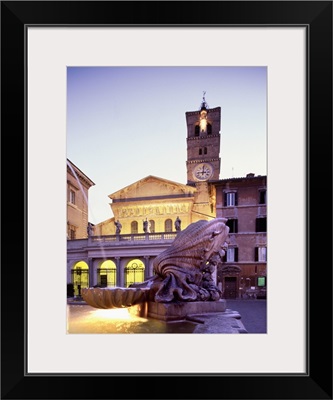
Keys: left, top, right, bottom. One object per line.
{"left": 215, "top": 174, "right": 267, "bottom": 298}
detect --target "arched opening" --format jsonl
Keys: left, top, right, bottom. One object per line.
{"left": 71, "top": 261, "right": 89, "bottom": 297}
{"left": 125, "top": 259, "right": 145, "bottom": 287}
{"left": 131, "top": 220, "right": 138, "bottom": 234}
{"left": 164, "top": 218, "right": 172, "bottom": 232}
{"left": 97, "top": 260, "right": 117, "bottom": 287}
{"left": 194, "top": 125, "right": 200, "bottom": 136}
{"left": 207, "top": 123, "right": 212, "bottom": 135}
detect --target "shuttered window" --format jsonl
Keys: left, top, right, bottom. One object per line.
{"left": 255, "top": 246, "right": 267, "bottom": 261}
{"left": 224, "top": 247, "right": 238, "bottom": 262}
{"left": 224, "top": 192, "right": 238, "bottom": 206}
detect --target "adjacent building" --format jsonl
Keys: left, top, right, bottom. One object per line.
{"left": 67, "top": 159, "right": 95, "bottom": 239}
{"left": 215, "top": 174, "right": 267, "bottom": 298}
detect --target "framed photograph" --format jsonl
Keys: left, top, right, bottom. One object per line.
{"left": 2, "top": 1, "right": 332, "bottom": 399}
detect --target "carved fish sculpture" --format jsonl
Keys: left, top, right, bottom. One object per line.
{"left": 131, "top": 218, "right": 229, "bottom": 303}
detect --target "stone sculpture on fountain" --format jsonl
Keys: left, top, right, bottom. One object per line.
{"left": 130, "top": 218, "right": 229, "bottom": 303}
{"left": 82, "top": 218, "right": 229, "bottom": 319}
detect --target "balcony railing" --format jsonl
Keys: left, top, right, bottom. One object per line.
{"left": 89, "top": 232, "right": 177, "bottom": 244}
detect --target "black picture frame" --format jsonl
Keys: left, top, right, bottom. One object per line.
{"left": 1, "top": 1, "right": 332, "bottom": 399}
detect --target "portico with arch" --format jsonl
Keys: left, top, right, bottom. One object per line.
{"left": 68, "top": 251, "right": 156, "bottom": 296}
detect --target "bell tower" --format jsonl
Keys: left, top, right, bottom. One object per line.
{"left": 186, "top": 93, "right": 221, "bottom": 184}
{"left": 186, "top": 94, "right": 221, "bottom": 221}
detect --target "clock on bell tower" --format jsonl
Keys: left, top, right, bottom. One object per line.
{"left": 185, "top": 93, "right": 221, "bottom": 184}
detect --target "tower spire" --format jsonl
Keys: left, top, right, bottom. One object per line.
{"left": 200, "top": 91, "right": 209, "bottom": 111}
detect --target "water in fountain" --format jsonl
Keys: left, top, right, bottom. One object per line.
{"left": 67, "top": 304, "right": 198, "bottom": 334}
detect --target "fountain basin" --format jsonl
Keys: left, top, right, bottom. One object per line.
{"left": 147, "top": 299, "right": 228, "bottom": 321}
{"left": 81, "top": 287, "right": 149, "bottom": 309}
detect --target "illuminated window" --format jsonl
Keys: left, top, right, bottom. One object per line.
{"left": 98, "top": 269, "right": 116, "bottom": 287}
{"left": 125, "top": 261, "right": 145, "bottom": 287}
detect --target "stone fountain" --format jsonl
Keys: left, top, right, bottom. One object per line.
{"left": 81, "top": 218, "right": 244, "bottom": 329}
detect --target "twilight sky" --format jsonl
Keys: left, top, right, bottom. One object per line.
{"left": 67, "top": 66, "right": 267, "bottom": 225}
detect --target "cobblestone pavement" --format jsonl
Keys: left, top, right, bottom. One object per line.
{"left": 225, "top": 299, "right": 267, "bottom": 333}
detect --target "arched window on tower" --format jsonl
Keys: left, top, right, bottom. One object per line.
{"left": 204, "top": 147, "right": 207, "bottom": 154}
{"left": 194, "top": 125, "right": 200, "bottom": 137}
{"left": 165, "top": 219, "right": 172, "bottom": 232}
{"left": 207, "top": 123, "right": 212, "bottom": 135}
{"left": 199, "top": 148, "right": 202, "bottom": 155}
{"left": 131, "top": 221, "right": 138, "bottom": 234}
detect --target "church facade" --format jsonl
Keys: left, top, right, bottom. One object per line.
{"left": 94, "top": 175, "right": 199, "bottom": 236}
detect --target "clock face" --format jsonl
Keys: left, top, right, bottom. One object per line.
{"left": 193, "top": 163, "right": 214, "bottom": 181}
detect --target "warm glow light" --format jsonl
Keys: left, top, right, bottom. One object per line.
{"left": 200, "top": 111, "right": 207, "bottom": 132}
{"left": 200, "top": 119, "right": 207, "bottom": 131}
{"left": 67, "top": 305, "right": 152, "bottom": 334}
{"left": 93, "top": 308, "right": 137, "bottom": 320}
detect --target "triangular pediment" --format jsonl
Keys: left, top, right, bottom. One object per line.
{"left": 109, "top": 175, "right": 196, "bottom": 200}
